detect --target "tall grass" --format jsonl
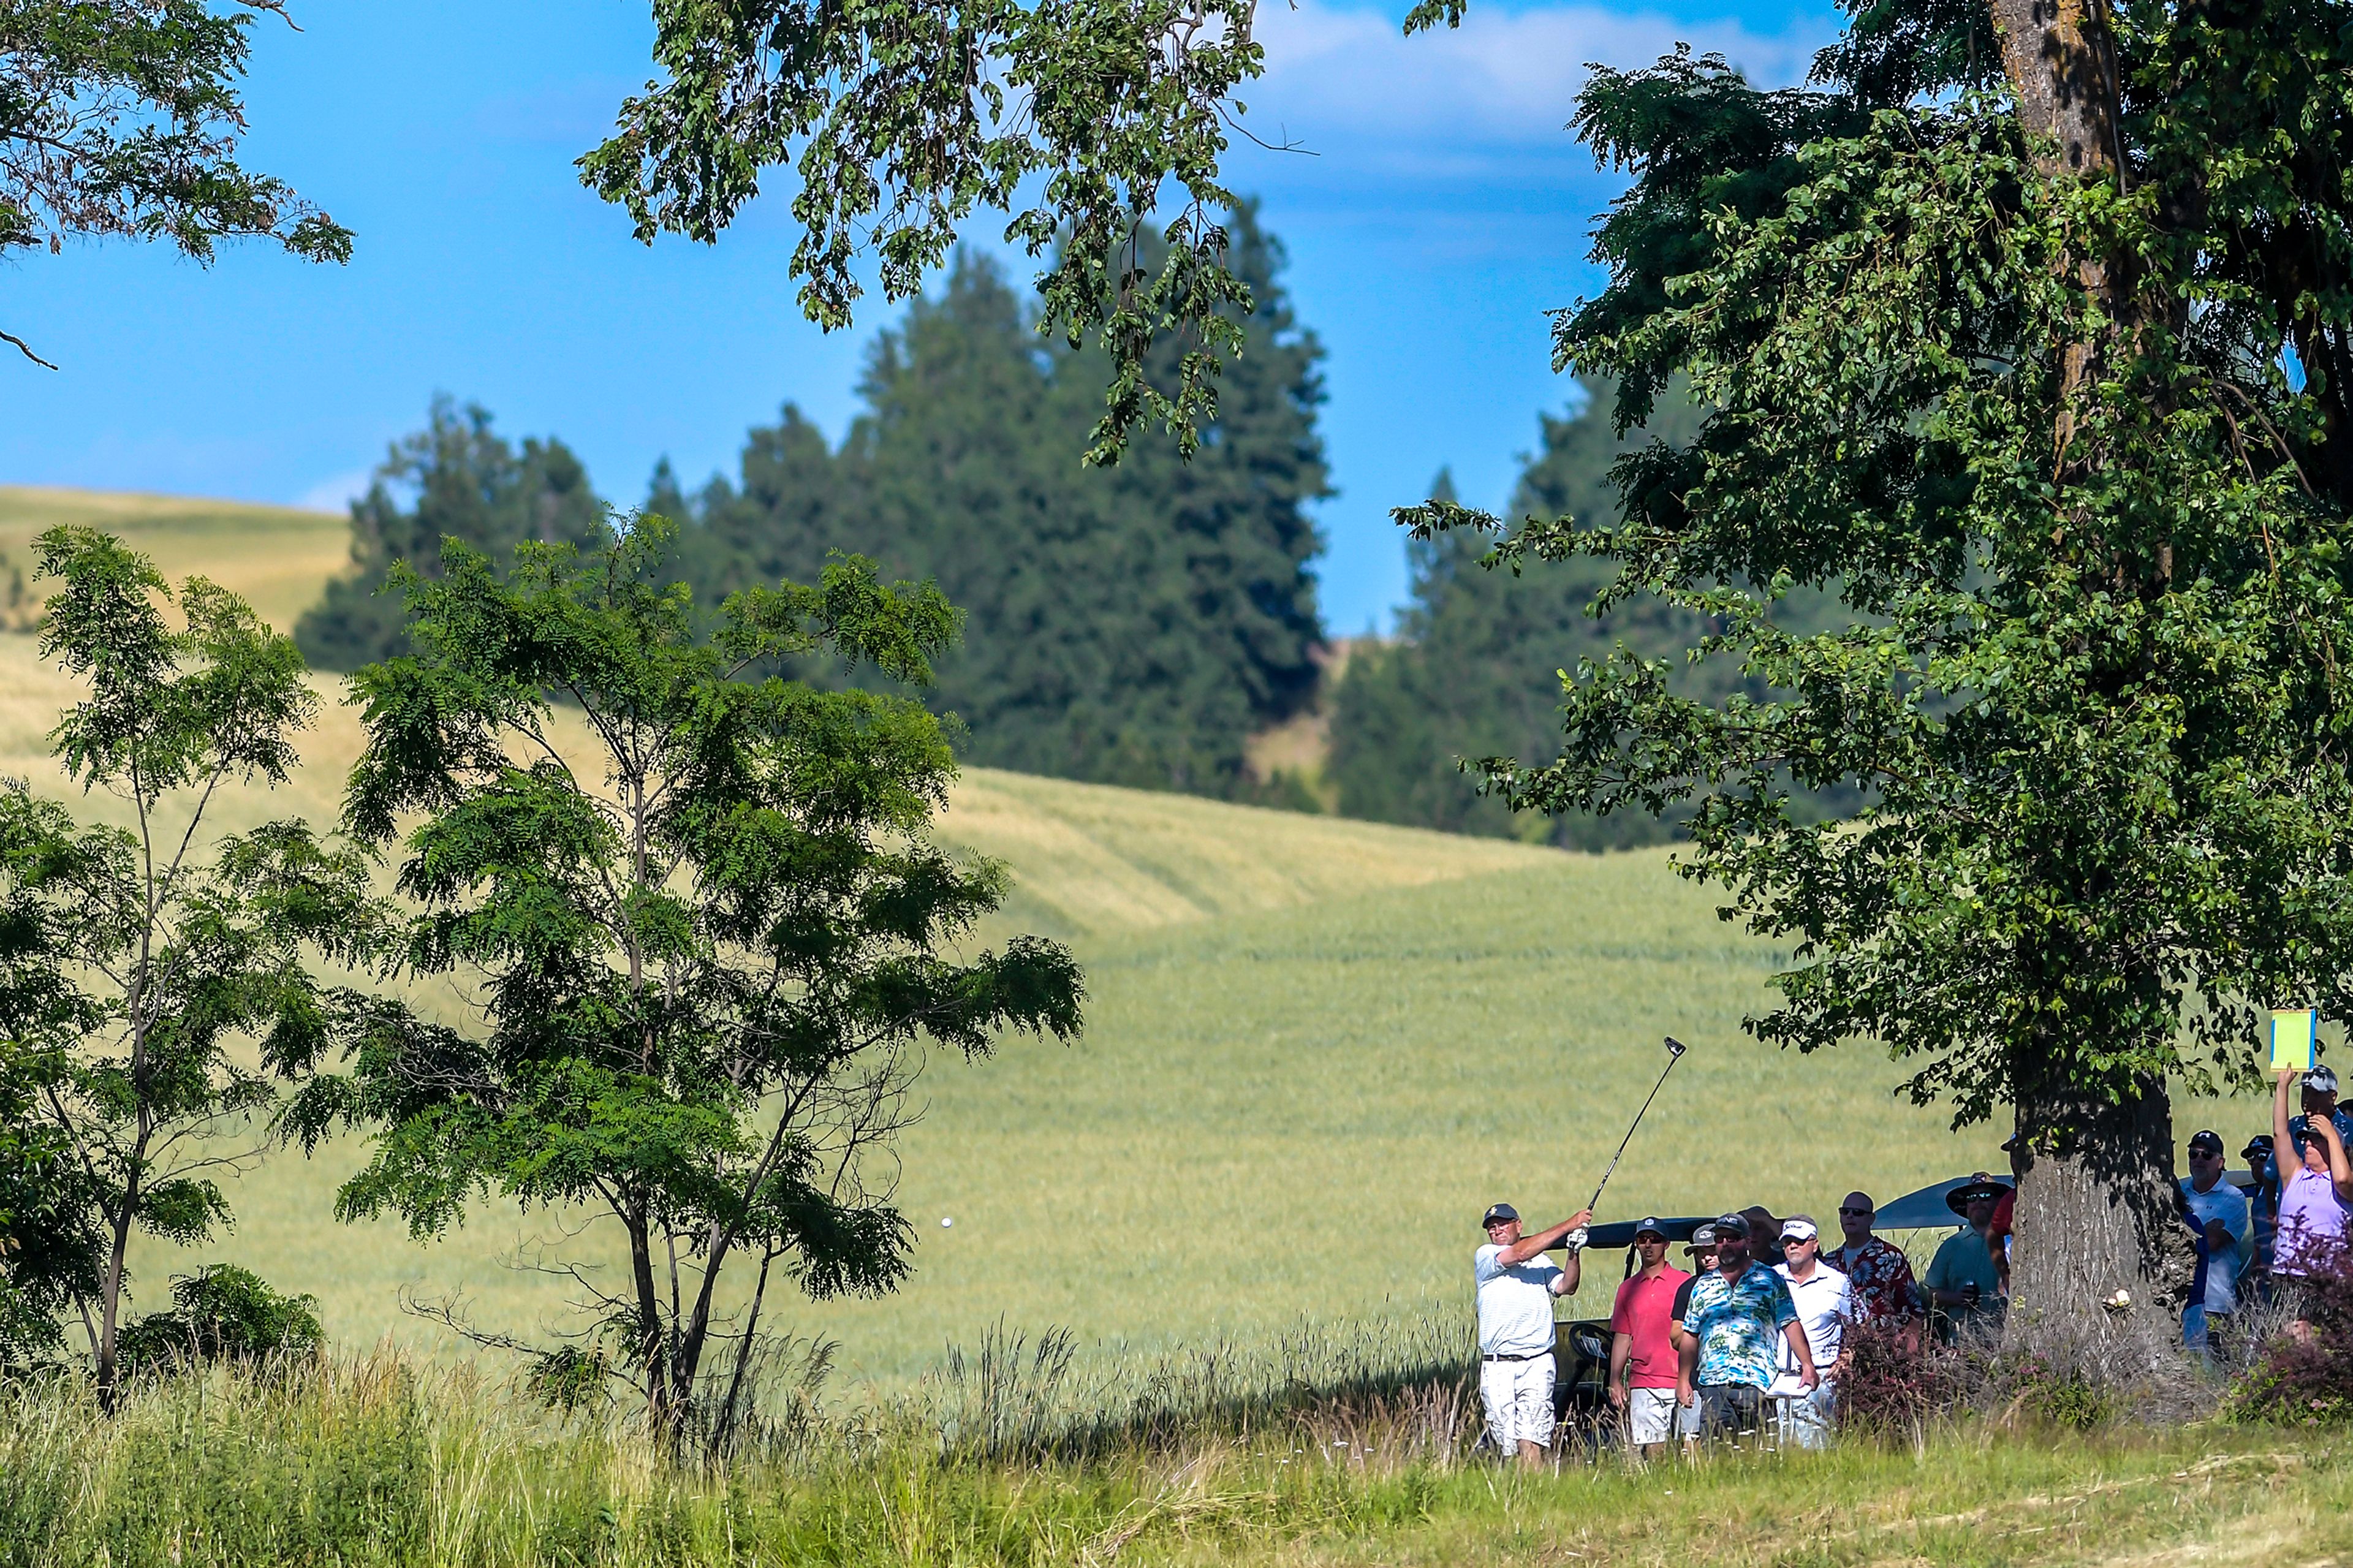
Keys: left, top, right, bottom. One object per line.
{"left": 6, "top": 1331, "right": 2352, "bottom": 1568}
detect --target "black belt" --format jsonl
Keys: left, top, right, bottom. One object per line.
{"left": 1481, "top": 1350, "right": 1550, "bottom": 1362}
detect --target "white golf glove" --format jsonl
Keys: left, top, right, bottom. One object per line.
{"left": 1563, "top": 1227, "right": 1590, "bottom": 1252}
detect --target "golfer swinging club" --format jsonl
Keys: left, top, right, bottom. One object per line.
{"left": 1476, "top": 1201, "right": 1593, "bottom": 1467}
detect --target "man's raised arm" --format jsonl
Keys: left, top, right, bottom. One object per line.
{"left": 1498, "top": 1209, "right": 1593, "bottom": 1265}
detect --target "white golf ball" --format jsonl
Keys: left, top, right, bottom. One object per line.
{"left": 941, "top": 1216, "right": 953, "bottom": 1228}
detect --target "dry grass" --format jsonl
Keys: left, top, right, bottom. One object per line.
{"left": 0, "top": 485, "right": 351, "bottom": 633}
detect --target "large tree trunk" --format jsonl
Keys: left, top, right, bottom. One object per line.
{"left": 2007, "top": 1059, "right": 2193, "bottom": 1371}
{"left": 1984, "top": 2, "right": 2196, "bottom": 1374}
{"left": 1988, "top": 0, "right": 2126, "bottom": 459}
{"left": 1987, "top": 0, "right": 2120, "bottom": 180}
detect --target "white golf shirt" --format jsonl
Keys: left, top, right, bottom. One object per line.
{"left": 1771, "top": 1259, "right": 1851, "bottom": 1390}
{"left": 1474, "top": 1244, "right": 1563, "bottom": 1356}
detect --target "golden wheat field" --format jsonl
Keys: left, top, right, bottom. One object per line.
{"left": 0, "top": 487, "right": 2259, "bottom": 1388}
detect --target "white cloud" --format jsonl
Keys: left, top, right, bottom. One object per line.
{"left": 1243, "top": 0, "right": 1828, "bottom": 154}
{"left": 294, "top": 469, "right": 372, "bottom": 514}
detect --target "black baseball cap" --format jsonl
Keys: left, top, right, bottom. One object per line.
{"left": 2244, "top": 1133, "right": 2275, "bottom": 1160}
{"left": 1634, "top": 1216, "right": 1667, "bottom": 1240}
{"left": 1713, "top": 1211, "right": 1751, "bottom": 1238}
{"left": 1482, "top": 1202, "right": 1519, "bottom": 1229}
{"left": 2188, "top": 1129, "right": 2225, "bottom": 1156}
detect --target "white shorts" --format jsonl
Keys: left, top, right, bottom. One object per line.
{"left": 1627, "top": 1386, "right": 1680, "bottom": 1445}
{"left": 1479, "top": 1353, "right": 1556, "bottom": 1450}
{"left": 1768, "top": 1381, "right": 1836, "bottom": 1450}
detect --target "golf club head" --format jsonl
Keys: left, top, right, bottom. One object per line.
{"left": 1664, "top": 1036, "right": 1688, "bottom": 1059}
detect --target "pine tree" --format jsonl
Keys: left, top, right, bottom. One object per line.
{"left": 1327, "top": 385, "right": 1711, "bottom": 847}
{"left": 661, "top": 208, "right": 1327, "bottom": 795}
{"left": 296, "top": 398, "right": 608, "bottom": 671}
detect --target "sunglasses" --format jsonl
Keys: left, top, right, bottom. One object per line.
{"left": 1838, "top": 1206, "right": 1871, "bottom": 1216}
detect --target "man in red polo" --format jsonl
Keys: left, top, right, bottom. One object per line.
{"left": 1607, "top": 1216, "right": 1689, "bottom": 1460}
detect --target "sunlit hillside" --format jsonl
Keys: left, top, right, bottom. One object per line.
{"left": 0, "top": 487, "right": 1540, "bottom": 944}
{"left": 0, "top": 488, "right": 2185, "bottom": 1388}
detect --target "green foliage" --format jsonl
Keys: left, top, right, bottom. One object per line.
{"left": 295, "top": 396, "right": 608, "bottom": 672}
{"left": 1396, "top": 0, "right": 2353, "bottom": 1336}
{"left": 287, "top": 520, "right": 1084, "bottom": 1433}
{"left": 0, "top": 529, "right": 389, "bottom": 1403}
{"left": 0, "top": 0, "right": 351, "bottom": 369}
{"left": 1328, "top": 384, "right": 1730, "bottom": 848}
{"left": 581, "top": 0, "right": 1265, "bottom": 457}
{"left": 659, "top": 219, "right": 1327, "bottom": 795}
{"left": 115, "top": 1264, "right": 322, "bottom": 1374}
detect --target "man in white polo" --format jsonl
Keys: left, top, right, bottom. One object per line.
{"left": 1476, "top": 1200, "right": 1593, "bottom": 1467}
{"left": 1770, "top": 1214, "right": 1851, "bottom": 1450}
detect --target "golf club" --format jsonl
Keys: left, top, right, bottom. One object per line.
{"left": 1569, "top": 1037, "right": 1690, "bottom": 1244}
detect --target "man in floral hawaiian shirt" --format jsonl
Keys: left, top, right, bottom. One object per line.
{"left": 1828, "top": 1191, "right": 1923, "bottom": 1353}
{"left": 1677, "top": 1212, "right": 1816, "bottom": 1442}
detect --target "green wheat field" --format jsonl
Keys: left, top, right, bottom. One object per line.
{"left": 0, "top": 487, "right": 2261, "bottom": 1392}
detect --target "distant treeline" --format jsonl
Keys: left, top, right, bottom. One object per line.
{"left": 300, "top": 208, "right": 1322, "bottom": 800}
{"left": 294, "top": 213, "right": 1809, "bottom": 842}
{"left": 1327, "top": 381, "right": 1850, "bottom": 851}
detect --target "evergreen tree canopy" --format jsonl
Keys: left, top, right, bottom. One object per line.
{"left": 296, "top": 398, "right": 607, "bottom": 672}
{"left": 661, "top": 214, "right": 1325, "bottom": 794}
{"left": 1327, "top": 384, "right": 1713, "bottom": 847}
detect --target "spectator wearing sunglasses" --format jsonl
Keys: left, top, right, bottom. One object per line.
{"left": 1677, "top": 1211, "right": 1815, "bottom": 1444}
{"left": 2241, "top": 1134, "right": 2279, "bottom": 1295}
{"left": 1925, "top": 1178, "right": 2007, "bottom": 1344}
{"left": 1607, "top": 1218, "right": 1690, "bottom": 1460}
{"left": 1828, "top": 1192, "right": 1923, "bottom": 1353}
{"left": 2179, "top": 1128, "right": 2249, "bottom": 1351}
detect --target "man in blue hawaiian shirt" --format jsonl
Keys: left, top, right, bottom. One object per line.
{"left": 1676, "top": 1211, "right": 1817, "bottom": 1442}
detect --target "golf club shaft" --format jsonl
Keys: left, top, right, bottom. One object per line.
{"left": 1586, "top": 1044, "right": 1688, "bottom": 1215}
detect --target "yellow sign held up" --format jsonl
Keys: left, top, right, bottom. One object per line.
{"left": 2272, "top": 1009, "right": 2318, "bottom": 1073}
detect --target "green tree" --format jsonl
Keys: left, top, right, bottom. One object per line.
{"left": 2, "top": 0, "right": 351, "bottom": 368}
{"left": 1404, "top": 9, "right": 2353, "bottom": 1352}
{"left": 667, "top": 215, "right": 1325, "bottom": 794}
{"left": 589, "top": 0, "right": 2353, "bottom": 1354}
{"left": 582, "top": 0, "right": 1263, "bottom": 456}
{"left": 113, "top": 1262, "right": 322, "bottom": 1373}
{"left": 296, "top": 397, "right": 608, "bottom": 672}
{"left": 1328, "top": 387, "right": 1717, "bottom": 847}
{"left": 285, "top": 522, "right": 1084, "bottom": 1438}
{"left": 0, "top": 528, "right": 387, "bottom": 1404}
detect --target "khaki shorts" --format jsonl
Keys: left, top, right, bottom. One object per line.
{"left": 1479, "top": 1354, "right": 1555, "bottom": 1450}
{"left": 1626, "top": 1386, "right": 1680, "bottom": 1445}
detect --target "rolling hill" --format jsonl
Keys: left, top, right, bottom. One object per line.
{"left": 0, "top": 487, "right": 2111, "bottom": 1387}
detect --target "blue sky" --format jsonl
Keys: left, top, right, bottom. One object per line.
{"left": 1, "top": 0, "right": 1839, "bottom": 632}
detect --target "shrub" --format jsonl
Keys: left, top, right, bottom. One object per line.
{"left": 1981, "top": 1352, "right": 2115, "bottom": 1429}
{"left": 1837, "top": 1315, "right": 1969, "bottom": 1431}
{"left": 2227, "top": 1233, "right": 2353, "bottom": 1424}
{"left": 115, "top": 1265, "right": 323, "bottom": 1375}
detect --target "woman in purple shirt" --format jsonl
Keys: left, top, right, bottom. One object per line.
{"left": 2270, "top": 1065, "right": 2353, "bottom": 1336}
